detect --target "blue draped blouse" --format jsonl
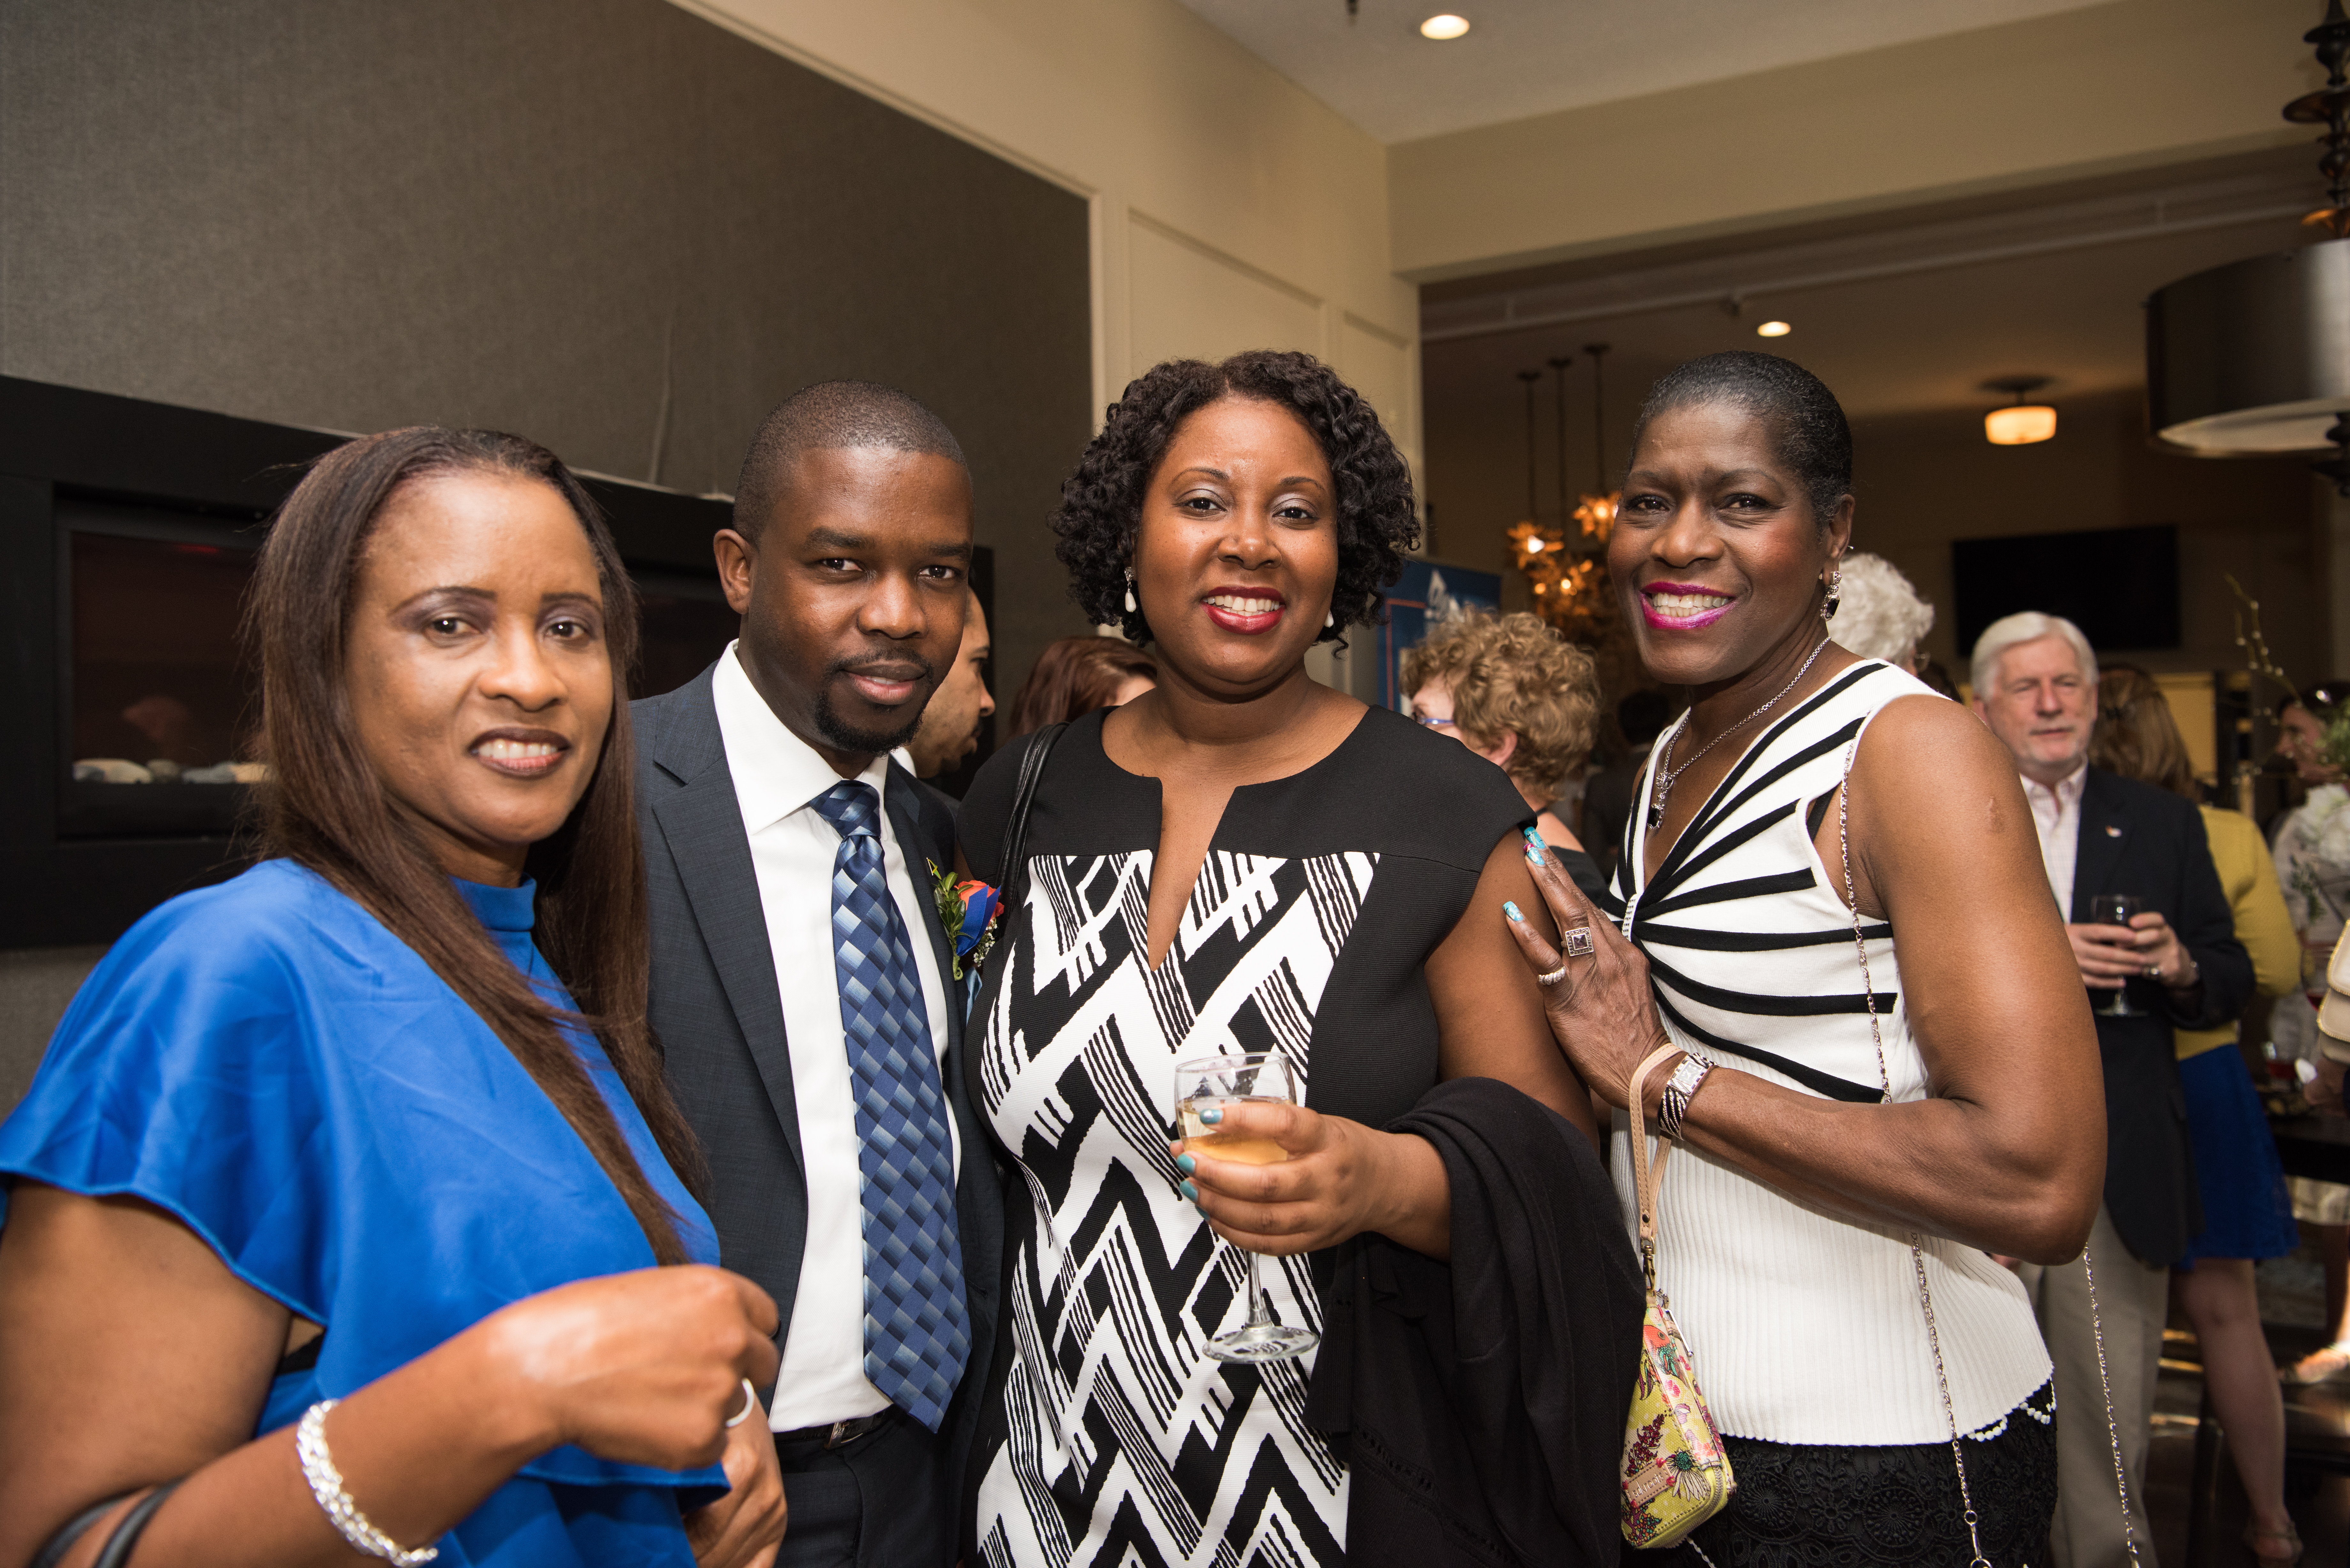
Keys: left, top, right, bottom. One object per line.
{"left": 0, "top": 859, "right": 726, "bottom": 1565}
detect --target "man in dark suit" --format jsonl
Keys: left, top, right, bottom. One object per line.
{"left": 1973, "top": 611, "right": 2249, "bottom": 1568}
{"left": 633, "top": 381, "right": 1001, "bottom": 1568}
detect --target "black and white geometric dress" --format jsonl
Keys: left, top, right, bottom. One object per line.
{"left": 955, "top": 707, "right": 1533, "bottom": 1568}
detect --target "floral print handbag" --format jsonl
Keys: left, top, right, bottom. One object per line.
{"left": 1620, "top": 1038, "right": 1735, "bottom": 1549}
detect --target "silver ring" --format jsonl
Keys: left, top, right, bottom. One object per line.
{"left": 1535, "top": 963, "right": 1570, "bottom": 986}
{"left": 1562, "top": 926, "right": 1596, "bottom": 959}
{"left": 724, "top": 1377, "right": 759, "bottom": 1429}
{"left": 2146, "top": 963, "right": 2162, "bottom": 979}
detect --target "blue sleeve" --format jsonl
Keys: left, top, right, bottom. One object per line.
{"left": 0, "top": 877, "right": 335, "bottom": 1321}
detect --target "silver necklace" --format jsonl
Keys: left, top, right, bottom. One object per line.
{"left": 1646, "top": 635, "right": 1831, "bottom": 829}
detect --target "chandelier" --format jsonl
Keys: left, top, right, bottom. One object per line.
{"left": 1509, "top": 345, "right": 1620, "bottom": 640}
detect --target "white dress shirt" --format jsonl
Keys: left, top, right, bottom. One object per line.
{"left": 709, "top": 643, "right": 956, "bottom": 1430}
{"left": 2022, "top": 762, "right": 2088, "bottom": 915}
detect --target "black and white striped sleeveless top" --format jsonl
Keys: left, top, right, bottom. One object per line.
{"left": 1601, "top": 659, "right": 2051, "bottom": 1447}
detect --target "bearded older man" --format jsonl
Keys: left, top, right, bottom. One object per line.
{"left": 1970, "top": 611, "right": 2250, "bottom": 1568}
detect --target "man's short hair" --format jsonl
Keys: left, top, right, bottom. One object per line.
{"left": 1970, "top": 611, "right": 2097, "bottom": 697}
{"left": 732, "top": 381, "right": 968, "bottom": 540}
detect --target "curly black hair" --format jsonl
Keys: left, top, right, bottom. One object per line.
{"left": 1052, "top": 350, "right": 1419, "bottom": 645}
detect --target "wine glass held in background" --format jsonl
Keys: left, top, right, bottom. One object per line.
{"left": 1173, "top": 1051, "right": 1318, "bottom": 1364}
{"left": 2089, "top": 893, "right": 2147, "bottom": 1015}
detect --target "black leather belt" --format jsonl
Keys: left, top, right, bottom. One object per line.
{"left": 772, "top": 1407, "right": 896, "bottom": 1460}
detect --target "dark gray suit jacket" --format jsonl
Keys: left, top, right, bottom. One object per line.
{"left": 632, "top": 661, "right": 1003, "bottom": 1512}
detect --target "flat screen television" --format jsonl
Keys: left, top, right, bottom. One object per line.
{"left": 1950, "top": 524, "right": 2179, "bottom": 657}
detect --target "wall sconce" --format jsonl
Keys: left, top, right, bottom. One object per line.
{"left": 1983, "top": 376, "right": 2057, "bottom": 445}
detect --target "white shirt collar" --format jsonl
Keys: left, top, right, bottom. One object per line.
{"left": 2022, "top": 761, "right": 2088, "bottom": 810}
{"left": 710, "top": 641, "right": 893, "bottom": 835}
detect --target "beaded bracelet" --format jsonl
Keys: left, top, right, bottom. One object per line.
{"left": 296, "top": 1400, "right": 440, "bottom": 1565}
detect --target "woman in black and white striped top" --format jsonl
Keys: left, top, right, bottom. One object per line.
{"left": 1503, "top": 353, "right": 2106, "bottom": 1568}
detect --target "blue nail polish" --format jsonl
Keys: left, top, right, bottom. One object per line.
{"left": 1504, "top": 900, "right": 1524, "bottom": 922}
{"left": 1522, "top": 826, "right": 1547, "bottom": 866}
{"left": 1200, "top": 1106, "right": 1222, "bottom": 1124}
{"left": 1175, "top": 1153, "right": 1195, "bottom": 1175}
{"left": 1179, "top": 1180, "right": 1198, "bottom": 1202}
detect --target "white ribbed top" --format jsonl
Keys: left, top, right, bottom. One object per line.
{"left": 1606, "top": 661, "right": 2051, "bottom": 1445}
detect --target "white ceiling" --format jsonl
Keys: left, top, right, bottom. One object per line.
{"left": 1175, "top": 0, "right": 2111, "bottom": 143}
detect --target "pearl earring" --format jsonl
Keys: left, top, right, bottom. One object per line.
{"left": 1123, "top": 571, "right": 1137, "bottom": 615}
{"left": 1324, "top": 609, "right": 1335, "bottom": 629}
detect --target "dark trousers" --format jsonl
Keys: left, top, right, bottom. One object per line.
{"left": 773, "top": 1411, "right": 951, "bottom": 1568}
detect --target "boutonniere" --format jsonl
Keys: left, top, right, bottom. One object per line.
{"left": 928, "top": 860, "right": 1003, "bottom": 981}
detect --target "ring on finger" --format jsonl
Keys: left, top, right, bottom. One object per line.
{"left": 1562, "top": 925, "right": 1596, "bottom": 960}
{"left": 724, "top": 1376, "right": 759, "bottom": 1428}
{"left": 1535, "top": 962, "right": 1570, "bottom": 986}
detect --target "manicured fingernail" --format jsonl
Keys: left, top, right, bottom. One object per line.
{"left": 1522, "top": 826, "right": 1547, "bottom": 866}
{"left": 1175, "top": 1154, "right": 1195, "bottom": 1175}
{"left": 1200, "top": 1106, "right": 1222, "bottom": 1124}
{"left": 1504, "top": 900, "right": 1525, "bottom": 923}
{"left": 1179, "top": 1180, "right": 1198, "bottom": 1202}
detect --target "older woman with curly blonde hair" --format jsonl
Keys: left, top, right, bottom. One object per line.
{"left": 1403, "top": 611, "right": 1605, "bottom": 894}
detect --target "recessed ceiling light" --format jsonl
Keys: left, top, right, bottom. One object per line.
{"left": 1419, "top": 14, "right": 1471, "bottom": 40}
{"left": 1755, "top": 320, "right": 1792, "bottom": 338}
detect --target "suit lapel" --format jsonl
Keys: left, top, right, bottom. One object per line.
{"left": 885, "top": 768, "right": 961, "bottom": 1052}
{"left": 2070, "top": 768, "right": 2131, "bottom": 922}
{"left": 648, "top": 674, "right": 805, "bottom": 1174}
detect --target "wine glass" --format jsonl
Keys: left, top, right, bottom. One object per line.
{"left": 1173, "top": 1051, "right": 1318, "bottom": 1363}
{"left": 2090, "top": 892, "right": 2147, "bottom": 1016}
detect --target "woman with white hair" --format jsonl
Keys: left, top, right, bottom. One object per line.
{"left": 1827, "top": 551, "right": 1934, "bottom": 674}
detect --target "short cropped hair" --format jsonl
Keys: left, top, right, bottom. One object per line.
{"left": 733, "top": 380, "right": 967, "bottom": 540}
{"left": 1052, "top": 350, "right": 1417, "bottom": 645}
{"left": 1400, "top": 612, "right": 1600, "bottom": 800}
{"left": 1830, "top": 553, "right": 1935, "bottom": 666}
{"left": 1970, "top": 610, "right": 2097, "bottom": 697}
{"left": 1628, "top": 351, "right": 1852, "bottom": 527}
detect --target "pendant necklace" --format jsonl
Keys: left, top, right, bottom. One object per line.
{"left": 1647, "top": 635, "right": 1832, "bottom": 830}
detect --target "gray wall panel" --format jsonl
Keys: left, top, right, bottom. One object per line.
{"left": 0, "top": 0, "right": 1095, "bottom": 691}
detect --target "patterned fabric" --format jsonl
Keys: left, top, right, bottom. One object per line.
{"left": 1663, "top": 1381, "right": 2058, "bottom": 1568}
{"left": 1622, "top": 1297, "right": 1735, "bottom": 1548}
{"left": 1603, "top": 662, "right": 2051, "bottom": 1446}
{"left": 973, "top": 847, "right": 1377, "bottom": 1568}
{"left": 811, "top": 780, "right": 969, "bottom": 1433}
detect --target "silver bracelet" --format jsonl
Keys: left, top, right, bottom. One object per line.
{"left": 296, "top": 1399, "right": 440, "bottom": 1565}
{"left": 1657, "top": 1051, "right": 1713, "bottom": 1142}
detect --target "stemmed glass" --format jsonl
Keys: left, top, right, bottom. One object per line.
{"left": 1173, "top": 1051, "right": 1318, "bottom": 1363}
{"left": 2090, "top": 892, "right": 2147, "bottom": 1016}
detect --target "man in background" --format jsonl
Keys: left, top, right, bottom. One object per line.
{"left": 1971, "top": 609, "right": 2248, "bottom": 1568}
{"left": 900, "top": 588, "right": 993, "bottom": 787}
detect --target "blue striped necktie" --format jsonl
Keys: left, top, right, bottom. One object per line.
{"left": 809, "top": 780, "right": 969, "bottom": 1432}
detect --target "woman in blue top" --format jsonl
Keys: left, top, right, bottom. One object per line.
{"left": 0, "top": 429, "right": 788, "bottom": 1567}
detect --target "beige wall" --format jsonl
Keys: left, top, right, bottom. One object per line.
{"left": 672, "top": 0, "right": 1422, "bottom": 478}
{"left": 1390, "top": 0, "right": 2320, "bottom": 283}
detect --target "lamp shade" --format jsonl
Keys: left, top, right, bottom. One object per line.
{"left": 1985, "top": 405, "right": 2058, "bottom": 445}
{"left": 2146, "top": 237, "right": 2350, "bottom": 453}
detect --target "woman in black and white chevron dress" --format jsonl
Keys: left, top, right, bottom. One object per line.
{"left": 954, "top": 351, "right": 1602, "bottom": 1568}
{"left": 1503, "top": 352, "right": 2107, "bottom": 1568}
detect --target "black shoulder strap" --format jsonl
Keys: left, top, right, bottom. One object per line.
{"left": 996, "top": 723, "right": 1067, "bottom": 916}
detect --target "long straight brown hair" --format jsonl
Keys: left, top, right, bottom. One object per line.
{"left": 245, "top": 427, "right": 707, "bottom": 1264}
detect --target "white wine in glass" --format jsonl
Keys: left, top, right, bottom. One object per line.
{"left": 1174, "top": 1051, "right": 1318, "bottom": 1364}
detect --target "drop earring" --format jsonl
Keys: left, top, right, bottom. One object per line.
{"left": 1123, "top": 570, "right": 1137, "bottom": 615}
{"left": 1324, "top": 608, "right": 1335, "bottom": 629}
{"left": 1822, "top": 567, "right": 1842, "bottom": 621}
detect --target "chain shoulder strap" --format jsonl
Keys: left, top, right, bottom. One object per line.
{"left": 1836, "top": 723, "right": 2141, "bottom": 1568}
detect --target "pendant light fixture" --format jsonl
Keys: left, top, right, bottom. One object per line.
{"left": 2146, "top": 1, "right": 2350, "bottom": 489}
{"left": 1983, "top": 376, "right": 2058, "bottom": 446}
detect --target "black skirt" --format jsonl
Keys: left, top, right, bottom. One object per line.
{"left": 1649, "top": 1381, "right": 2057, "bottom": 1568}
